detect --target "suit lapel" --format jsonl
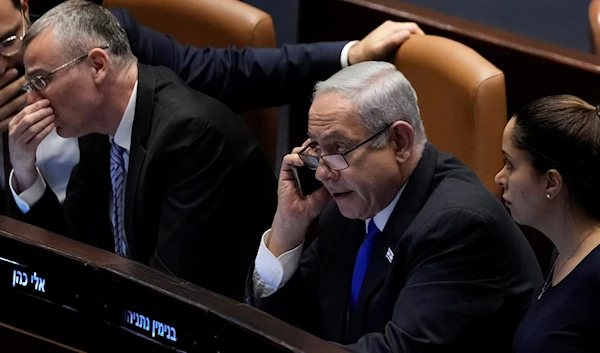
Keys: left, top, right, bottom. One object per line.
{"left": 124, "top": 64, "right": 154, "bottom": 259}
{"left": 319, "top": 215, "right": 364, "bottom": 342}
{"left": 350, "top": 144, "right": 439, "bottom": 338}
{"left": 78, "top": 134, "right": 114, "bottom": 252}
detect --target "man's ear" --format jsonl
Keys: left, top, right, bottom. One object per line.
{"left": 88, "top": 47, "right": 109, "bottom": 84}
{"left": 21, "top": 0, "right": 30, "bottom": 23}
{"left": 390, "top": 121, "right": 414, "bottom": 164}
{"left": 545, "top": 169, "right": 563, "bottom": 200}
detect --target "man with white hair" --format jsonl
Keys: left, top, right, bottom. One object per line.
{"left": 8, "top": 0, "right": 276, "bottom": 300}
{"left": 245, "top": 61, "right": 543, "bottom": 352}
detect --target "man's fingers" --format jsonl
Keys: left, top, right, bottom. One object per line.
{"left": 281, "top": 153, "right": 305, "bottom": 170}
{"left": 0, "top": 69, "right": 19, "bottom": 89}
{"left": 0, "top": 93, "right": 28, "bottom": 122}
{"left": 382, "top": 21, "right": 424, "bottom": 35}
{"left": 28, "top": 121, "right": 55, "bottom": 148}
{"left": 9, "top": 99, "right": 51, "bottom": 128}
{"left": 399, "top": 22, "right": 425, "bottom": 35}
{"left": 279, "top": 153, "right": 306, "bottom": 182}
{"left": 291, "top": 139, "right": 311, "bottom": 154}
{"left": 19, "top": 114, "right": 55, "bottom": 145}
{"left": 0, "top": 76, "right": 26, "bottom": 107}
{"left": 10, "top": 105, "right": 53, "bottom": 139}
{"left": 381, "top": 30, "right": 411, "bottom": 52}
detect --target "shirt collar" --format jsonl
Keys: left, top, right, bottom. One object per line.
{"left": 111, "top": 80, "right": 138, "bottom": 152}
{"left": 365, "top": 183, "right": 406, "bottom": 233}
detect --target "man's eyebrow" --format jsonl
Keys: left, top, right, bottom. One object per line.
{"left": 501, "top": 149, "right": 512, "bottom": 159}
{"left": 307, "top": 130, "right": 350, "bottom": 142}
{"left": 0, "top": 22, "right": 21, "bottom": 43}
{"left": 24, "top": 69, "right": 46, "bottom": 79}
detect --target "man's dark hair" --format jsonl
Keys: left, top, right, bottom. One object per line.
{"left": 10, "top": 0, "right": 20, "bottom": 9}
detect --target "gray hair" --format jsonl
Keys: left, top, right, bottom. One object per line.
{"left": 313, "top": 61, "right": 426, "bottom": 148}
{"left": 24, "top": 0, "right": 136, "bottom": 69}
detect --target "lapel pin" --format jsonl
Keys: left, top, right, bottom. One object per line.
{"left": 385, "top": 247, "right": 394, "bottom": 263}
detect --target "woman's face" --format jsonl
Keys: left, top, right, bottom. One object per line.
{"left": 494, "top": 118, "right": 549, "bottom": 227}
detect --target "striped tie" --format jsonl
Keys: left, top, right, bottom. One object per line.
{"left": 110, "top": 142, "right": 129, "bottom": 257}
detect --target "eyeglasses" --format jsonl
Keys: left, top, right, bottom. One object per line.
{"left": 23, "top": 45, "right": 110, "bottom": 93}
{"left": 0, "top": 9, "right": 26, "bottom": 57}
{"left": 298, "top": 123, "right": 392, "bottom": 171}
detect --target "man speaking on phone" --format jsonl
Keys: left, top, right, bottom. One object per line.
{"left": 245, "top": 61, "right": 543, "bottom": 352}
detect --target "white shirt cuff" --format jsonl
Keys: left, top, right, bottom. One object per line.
{"left": 340, "top": 40, "right": 360, "bottom": 68}
{"left": 9, "top": 168, "right": 47, "bottom": 214}
{"left": 253, "top": 229, "right": 304, "bottom": 298}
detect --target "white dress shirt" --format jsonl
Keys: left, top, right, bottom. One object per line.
{"left": 253, "top": 183, "right": 405, "bottom": 298}
{"left": 0, "top": 129, "right": 79, "bottom": 202}
{"left": 340, "top": 41, "right": 359, "bottom": 68}
{"left": 10, "top": 81, "right": 139, "bottom": 216}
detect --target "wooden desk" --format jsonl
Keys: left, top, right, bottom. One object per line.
{"left": 0, "top": 216, "right": 346, "bottom": 353}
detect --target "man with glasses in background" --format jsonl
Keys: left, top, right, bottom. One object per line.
{"left": 245, "top": 61, "right": 543, "bottom": 352}
{"left": 0, "top": 0, "right": 424, "bottom": 215}
{"left": 8, "top": 0, "right": 277, "bottom": 301}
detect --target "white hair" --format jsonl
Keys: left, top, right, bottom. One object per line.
{"left": 314, "top": 61, "right": 426, "bottom": 148}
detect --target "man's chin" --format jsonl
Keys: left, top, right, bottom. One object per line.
{"left": 55, "top": 126, "right": 72, "bottom": 138}
{"left": 335, "top": 195, "right": 365, "bottom": 220}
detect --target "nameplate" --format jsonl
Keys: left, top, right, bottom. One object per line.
{"left": 0, "top": 237, "right": 85, "bottom": 313}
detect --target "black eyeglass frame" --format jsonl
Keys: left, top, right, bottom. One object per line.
{"left": 298, "top": 123, "right": 393, "bottom": 171}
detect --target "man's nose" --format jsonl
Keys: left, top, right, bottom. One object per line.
{"left": 315, "top": 159, "right": 336, "bottom": 182}
{"left": 27, "top": 89, "right": 43, "bottom": 104}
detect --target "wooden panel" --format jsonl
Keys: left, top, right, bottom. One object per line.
{"left": 0, "top": 216, "right": 344, "bottom": 352}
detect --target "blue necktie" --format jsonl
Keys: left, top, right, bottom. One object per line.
{"left": 110, "top": 142, "right": 129, "bottom": 258}
{"left": 350, "top": 219, "right": 381, "bottom": 309}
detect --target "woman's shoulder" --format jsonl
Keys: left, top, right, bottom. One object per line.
{"left": 565, "top": 245, "right": 600, "bottom": 293}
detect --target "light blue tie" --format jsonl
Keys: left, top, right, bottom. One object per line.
{"left": 110, "top": 142, "right": 129, "bottom": 257}
{"left": 350, "top": 219, "right": 381, "bottom": 309}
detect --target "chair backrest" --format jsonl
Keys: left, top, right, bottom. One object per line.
{"left": 590, "top": 0, "right": 600, "bottom": 54}
{"left": 394, "top": 35, "right": 506, "bottom": 196}
{"left": 102, "top": 0, "right": 278, "bottom": 166}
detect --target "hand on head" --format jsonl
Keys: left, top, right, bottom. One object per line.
{"left": 348, "top": 21, "right": 424, "bottom": 65}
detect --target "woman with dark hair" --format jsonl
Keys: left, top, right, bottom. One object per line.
{"left": 495, "top": 94, "right": 600, "bottom": 352}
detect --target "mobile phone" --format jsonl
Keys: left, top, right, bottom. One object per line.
{"left": 292, "top": 165, "right": 323, "bottom": 198}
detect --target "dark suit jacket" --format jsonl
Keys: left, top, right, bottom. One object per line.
{"left": 13, "top": 64, "right": 277, "bottom": 301}
{"left": 109, "top": 8, "right": 346, "bottom": 113}
{"left": 246, "top": 143, "right": 543, "bottom": 352}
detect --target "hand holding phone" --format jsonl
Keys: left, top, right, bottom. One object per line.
{"left": 292, "top": 165, "right": 323, "bottom": 198}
